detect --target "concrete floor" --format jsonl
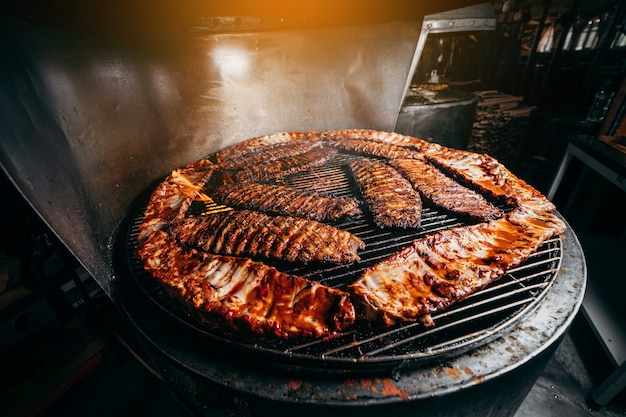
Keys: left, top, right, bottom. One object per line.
{"left": 34, "top": 312, "right": 625, "bottom": 417}
{"left": 515, "top": 317, "right": 626, "bottom": 417}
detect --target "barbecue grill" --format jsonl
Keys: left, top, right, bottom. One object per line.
{"left": 0, "top": 2, "right": 586, "bottom": 416}
{"left": 119, "top": 150, "right": 567, "bottom": 373}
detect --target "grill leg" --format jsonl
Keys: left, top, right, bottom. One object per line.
{"left": 546, "top": 143, "right": 573, "bottom": 200}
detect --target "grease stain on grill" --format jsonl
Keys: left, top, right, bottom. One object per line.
{"left": 122, "top": 150, "right": 564, "bottom": 374}
{"left": 443, "top": 366, "right": 461, "bottom": 379}
{"left": 380, "top": 379, "right": 410, "bottom": 401}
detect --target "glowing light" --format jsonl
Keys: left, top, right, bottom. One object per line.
{"left": 212, "top": 45, "right": 251, "bottom": 80}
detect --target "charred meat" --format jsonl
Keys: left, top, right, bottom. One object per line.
{"left": 211, "top": 182, "right": 361, "bottom": 221}
{"left": 389, "top": 158, "right": 502, "bottom": 221}
{"left": 328, "top": 137, "right": 423, "bottom": 160}
{"left": 138, "top": 160, "right": 216, "bottom": 242}
{"left": 214, "top": 131, "right": 321, "bottom": 166}
{"left": 217, "top": 139, "right": 323, "bottom": 171}
{"left": 426, "top": 150, "right": 556, "bottom": 214}
{"left": 171, "top": 209, "right": 365, "bottom": 264}
{"left": 349, "top": 159, "right": 422, "bottom": 228}
{"left": 234, "top": 147, "right": 338, "bottom": 183}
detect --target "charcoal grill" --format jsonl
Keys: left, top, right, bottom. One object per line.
{"left": 117, "top": 150, "right": 566, "bottom": 374}
{"left": 0, "top": 1, "right": 586, "bottom": 416}
{"left": 116, "top": 207, "right": 584, "bottom": 417}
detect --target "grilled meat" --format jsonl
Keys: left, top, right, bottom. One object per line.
{"left": 137, "top": 128, "right": 565, "bottom": 340}
{"left": 389, "top": 158, "right": 502, "bottom": 221}
{"left": 349, "top": 207, "right": 566, "bottom": 327}
{"left": 349, "top": 159, "right": 422, "bottom": 228}
{"left": 326, "top": 128, "right": 427, "bottom": 149}
{"left": 217, "top": 139, "right": 323, "bottom": 171}
{"left": 211, "top": 182, "right": 361, "bottom": 221}
{"left": 328, "top": 137, "right": 423, "bottom": 160}
{"left": 138, "top": 230, "right": 356, "bottom": 339}
{"left": 426, "top": 150, "right": 556, "bottom": 214}
{"left": 171, "top": 209, "right": 365, "bottom": 264}
{"left": 215, "top": 131, "right": 321, "bottom": 166}
{"left": 234, "top": 147, "right": 338, "bottom": 183}
{"left": 138, "top": 160, "right": 216, "bottom": 242}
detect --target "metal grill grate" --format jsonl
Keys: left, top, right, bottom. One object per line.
{"left": 122, "top": 151, "right": 563, "bottom": 373}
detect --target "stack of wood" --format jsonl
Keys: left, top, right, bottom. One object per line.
{"left": 467, "top": 91, "right": 536, "bottom": 165}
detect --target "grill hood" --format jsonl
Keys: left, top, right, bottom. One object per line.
{"left": 0, "top": 1, "right": 484, "bottom": 295}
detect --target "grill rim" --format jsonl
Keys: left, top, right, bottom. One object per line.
{"left": 111, "top": 217, "right": 585, "bottom": 406}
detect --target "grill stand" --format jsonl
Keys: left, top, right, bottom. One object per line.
{"left": 114, "top": 220, "right": 586, "bottom": 417}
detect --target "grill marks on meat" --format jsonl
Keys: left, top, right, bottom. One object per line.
{"left": 389, "top": 159, "right": 503, "bottom": 221}
{"left": 217, "top": 140, "right": 322, "bottom": 171}
{"left": 211, "top": 182, "right": 361, "bottom": 221}
{"left": 326, "top": 128, "right": 430, "bottom": 150}
{"left": 427, "top": 150, "right": 556, "bottom": 213}
{"left": 349, "top": 159, "right": 422, "bottom": 228}
{"left": 135, "top": 148, "right": 360, "bottom": 339}
{"left": 171, "top": 210, "right": 365, "bottom": 264}
{"left": 215, "top": 131, "right": 320, "bottom": 167}
{"left": 138, "top": 230, "right": 356, "bottom": 339}
{"left": 234, "top": 147, "right": 338, "bottom": 183}
{"left": 328, "top": 137, "right": 424, "bottom": 160}
{"left": 349, "top": 207, "right": 566, "bottom": 327}
{"left": 137, "top": 129, "right": 565, "bottom": 340}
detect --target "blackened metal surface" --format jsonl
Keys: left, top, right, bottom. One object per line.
{"left": 117, "top": 149, "right": 565, "bottom": 373}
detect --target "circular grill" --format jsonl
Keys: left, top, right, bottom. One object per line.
{"left": 119, "top": 152, "right": 563, "bottom": 373}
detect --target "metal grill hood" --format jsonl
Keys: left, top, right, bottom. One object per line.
{"left": 0, "top": 1, "right": 485, "bottom": 295}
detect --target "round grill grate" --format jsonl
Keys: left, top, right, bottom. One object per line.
{"left": 120, "top": 152, "right": 563, "bottom": 373}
